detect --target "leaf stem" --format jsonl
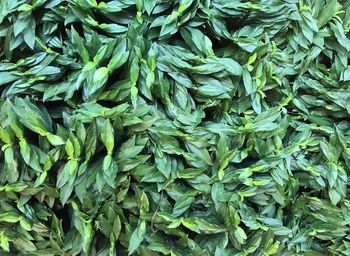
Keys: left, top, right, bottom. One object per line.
{"left": 151, "top": 190, "right": 164, "bottom": 236}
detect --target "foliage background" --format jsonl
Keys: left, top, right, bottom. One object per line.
{"left": 1, "top": 0, "right": 350, "bottom": 255}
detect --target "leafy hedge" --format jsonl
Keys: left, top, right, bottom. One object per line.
{"left": 1, "top": 0, "right": 350, "bottom": 255}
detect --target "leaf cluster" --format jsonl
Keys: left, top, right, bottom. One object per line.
{"left": 1, "top": 0, "right": 350, "bottom": 255}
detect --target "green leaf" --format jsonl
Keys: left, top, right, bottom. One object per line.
{"left": 34, "top": 170, "right": 47, "bottom": 187}
{"left": 144, "top": 0, "right": 156, "bottom": 15}
{"left": 91, "top": 67, "right": 109, "bottom": 94}
{"left": 140, "top": 192, "right": 149, "bottom": 212}
{"left": 24, "top": 25, "right": 35, "bottom": 49}
{"left": 0, "top": 127, "right": 11, "bottom": 144}
{"left": 160, "top": 14, "right": 178, "bottom": 37}
{"left": 266, "top": 241, "right": 279, "bottom": 255}
{"left": 222, "top": 58, "right": 243, "bottom": 76}
{"left": 130, "top": 57, "right": 140, "bottom": 84}
{"left": 47, "top": 133, "right": 65, "bottom": 146}
{"left": 71, "top": 26, "right": 89, "bottom": 63}
{"left": 19, "top": 218, "right": 32, "bottom": 231}
{"left": 243, "top": 69, "right": 253, "bottom": 94}
{"left": 100, "top": 119, "right": 114, "bottom": 154}
{"left": 329, "top": 188, "right": 341, "bottom": 205}
{"left": 173, "top": 191, "right": 196, "bottom": 217}
{"left": 234, "top": 226, "right": 247, "bottom": 244}
{"left": 93, "top": 44, "right": 108, "bottom": 65}
{"left": 108, "top": 39, "right": 129, "bottom": 71}
{"left": 65, "top": 139, "right": 74, "bottom": 158}
{"left": 182, "top": 219, "right": 200, "bottom": 234}
{"left": 0, "top": 72, "right": 20, "bottom": 86}
{"left": 0, "top": 231, "right": 9, "bottom": 251}
{"left": 128, "top": 220, "right": 146, "bottom": 255}
{"left": 317, "top": 0, "right": 337, "bottom": 28}
{"left": 0, "top": 212, "right": 21, "bottom": 223}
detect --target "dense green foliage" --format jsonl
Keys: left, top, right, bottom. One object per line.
{"left": 1, "top": 0, "right": 350, "bottom": 255}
